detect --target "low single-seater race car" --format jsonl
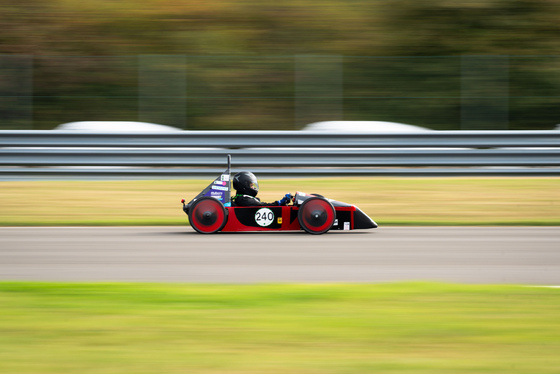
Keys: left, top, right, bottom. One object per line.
{"left": 181, "top": 155, "right": 378, "bottom": 234}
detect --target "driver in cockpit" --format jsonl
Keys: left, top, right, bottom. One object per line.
{"left": 232, "top": 171, "right": 292, "bottom": 207}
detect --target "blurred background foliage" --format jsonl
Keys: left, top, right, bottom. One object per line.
{"left": 1, "top": 0, "right": 560, "bottom": 130}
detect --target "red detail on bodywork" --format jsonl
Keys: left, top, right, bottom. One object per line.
{"left": 221, "top": 206, "right": 301, "bottom": 232}
{"left": 219, "top": 205, "right": 359, "bottom": 232}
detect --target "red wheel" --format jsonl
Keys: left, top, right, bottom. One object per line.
{"left": 188, "top": 197, "right": 227, "bottom": 234}
{"left": 298, "top": 197, "right": 335, "bottom": 235}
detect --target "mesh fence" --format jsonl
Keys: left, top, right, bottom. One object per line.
{"left": 1, "top": 54, "right": 558, "bottom": 131}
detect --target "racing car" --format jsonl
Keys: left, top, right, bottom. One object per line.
{"left": 181, "top": 155, "right": 378, "bottom": 234}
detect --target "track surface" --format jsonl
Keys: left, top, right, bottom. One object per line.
{"left": 1, "top": 227, "right": 559, "bottom": 284}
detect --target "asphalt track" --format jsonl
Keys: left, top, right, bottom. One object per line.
{"left": 1, "top": 226, "right": 559, "bottom": 284}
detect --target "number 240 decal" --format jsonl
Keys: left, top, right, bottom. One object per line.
{"left": 255, "top": 208, "right": 275, "bottom": 227}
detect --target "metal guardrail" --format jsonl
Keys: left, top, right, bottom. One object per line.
{"left": 1, "top": 130, "right": 559, "bottom": 179}
{"left": 2, "top": 130, "right": 560, "bottom": 148}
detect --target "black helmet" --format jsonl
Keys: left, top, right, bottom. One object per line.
{"left": 233, "top": 171, "right": 259, "bottom": 197}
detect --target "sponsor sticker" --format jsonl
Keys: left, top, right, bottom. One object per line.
{"left": 213, "top": 180, "right": 227, "bottom": 186}
{"left": 277, "top": 217, "right": 283, "bottom": 224}
{"left": 255, "top": 208, "right": 274, "bottom": 227}
{"left": 344, "top": 222, "right": 350, "bottom": 231}
{"left": 334, "top": 219, "right": 339, "bottom": 226}
{"left": 221, "top": 174, "right": 230, "bottom": 182}
{"left": 211, "top": 185, "right": 229, "bottom": 191}
{"left": 204, "top": 190, "right": 224, "bottom": 200}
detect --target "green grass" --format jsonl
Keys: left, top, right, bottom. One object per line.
{"left": 0, "top": 177, "right": 559, "bottom": 226}
{"left": 0, "top": 282, "right": 559, "bottom": 373}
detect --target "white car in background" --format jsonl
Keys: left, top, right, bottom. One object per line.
{"left": 301, "top": 120, "right": 432, "bottom": 133}
{"left": 54, "top": 121, "right": 182, "bottom": 132}
{"left": 297, "top": 121, "right": 441, "bottom": 151}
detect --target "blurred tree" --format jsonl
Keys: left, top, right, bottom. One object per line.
{"left": 0, "top": 0, "right": 559, "bottom": 130}
{"left": 375, "top": 0, "right": 560, "bottom": 130}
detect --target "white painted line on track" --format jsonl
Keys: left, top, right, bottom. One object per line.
{"left": 527, "top": 286, "right": 560, "bottom": 288}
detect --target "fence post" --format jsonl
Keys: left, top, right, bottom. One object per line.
{"left": 0, "top": 55, "right": 33, "bottom": 130}
{"left": 461, "top": 55, "right": 509, "bottom": 130}
{"left": 138, "top": 55, "right": 187, "bottom": 129}
{"left": 295, "top": 55, "right": 343, "bottom": 128}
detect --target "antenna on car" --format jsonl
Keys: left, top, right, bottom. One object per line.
{"left": 227, "top": 154, "right": 231, "bottom": 173}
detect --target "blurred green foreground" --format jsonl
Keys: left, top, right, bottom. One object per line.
{"left": 0, "top": 177, "right": 559, "bottom": 226}
{"left": 0, "top": 282, "right": 558, "bottom": 374}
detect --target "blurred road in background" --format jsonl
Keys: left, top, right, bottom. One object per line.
{"left": 1, "top": 227, "right": 559, "bottom": 284}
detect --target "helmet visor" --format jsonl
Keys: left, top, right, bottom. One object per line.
{"left": 249, "top": 181, "right": 259, "bottom": 192}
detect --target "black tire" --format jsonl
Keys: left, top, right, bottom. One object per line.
{"left": 188, "top": 197, "right": 227, "bottom": 234}
{"left": 298, "top": 197, "right": 335, "bottom": 235}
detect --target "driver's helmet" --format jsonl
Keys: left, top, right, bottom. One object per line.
{"left": 233, "top": 171, "right": 259, "bottom": 197}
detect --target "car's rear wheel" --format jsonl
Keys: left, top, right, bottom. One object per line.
{"left": 298, "top": 197, "right": 335, "bottom": 235}
{"left": 188, "top": 197, "right": 227, "bottom": 234}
